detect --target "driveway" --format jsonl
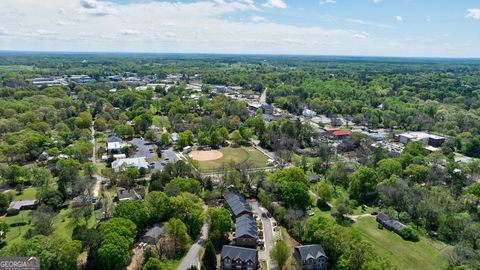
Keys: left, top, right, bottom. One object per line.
{"left": 127, "top": 246, "right": 144, "bottom": 270}
{"left": 250, "top": 200, "right": 274, "bottom": 270}
{"left": 131, "top": 138, "right": 152, "bottom": 158}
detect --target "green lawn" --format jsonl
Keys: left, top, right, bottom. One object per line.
{"left": 310, "top": 206, "right": 449, "bottom": 270}
{"left": 194, "top": 146, "right": 269, "bottom": 171}
{"left": 1, "top": 210, "right": 32, "bottom": 243}
{"left": 13, "top": 188, "right": 37, "bottom": 200}
{"left": 351, "top": 217, "right": 450, "bottom": 270}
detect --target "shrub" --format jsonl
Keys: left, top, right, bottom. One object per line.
{"left": 400, "top": 226, "right": 420, "bottom": 242}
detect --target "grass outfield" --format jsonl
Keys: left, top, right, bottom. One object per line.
{"left": 352, "top": 217, "right": 450, "bottom": 270}
{"left": 193, "top": 146, "right": 269, "bottom": 171}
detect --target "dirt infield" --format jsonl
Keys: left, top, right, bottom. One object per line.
{"left": 189, "top": 150, "right": 223, "bottom": 161}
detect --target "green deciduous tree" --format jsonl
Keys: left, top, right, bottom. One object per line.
{"left": 348, "top": 167, "right": 380, "bottom": 204}
{"left": 270, "top": 240, "right": 290, "bottom": 270}
{"left": 207, "top": 208, "right": 233, "bottom": 249}
{"left": 145, "top": 191, "right": 172, "bottom": 223}
{"left": 114, "top": 200, "right": 150, "bottom": 230}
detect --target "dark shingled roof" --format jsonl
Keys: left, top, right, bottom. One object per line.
{"left": 295, "top": 245, "right": 327, "bottom": 260}
{"left": 224, "top": 193, "right": 252, "bottom": 217}
{"left": 8, "top": 200, "right": 38, "bottom": 210}
{"left": 236, "top": 214, "right": 258, "bottom": 239}
{"left": 116, "top": 187, "right": 145, "bottom": 201}
{"left": 376, "top": 212, "right": 405, "bottom": 232}
{"left": 107, "top": 136, "right": 123, "bottom": 143}
{"left": 221, "top": 245, "right": 258, "bottom": 262}
{"left": 144, "top": 225, "right": 163, "bottom": 239}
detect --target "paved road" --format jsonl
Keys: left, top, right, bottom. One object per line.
{"left": 131, "top": 138, "right": 153, "bottom": 158}
{"left": 151, "top": 148, "right": 181, "bottom": 172}
{"left": 90, "top": 122, "right": 102, "bottom": 198}
{"left": 260, "top": 88, "right": 267, "bottom": 104}
{"left": 162, "top": 148, "right": 180, "bottom": 163}
{"left": 178, "top": 205, "right": 209, "bottom": 270}
{"left": 250, "top": 200, "right": 274, "bottom": 270}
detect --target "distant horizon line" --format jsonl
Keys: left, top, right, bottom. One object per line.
{"left": 0, "top": 49, "right": 480, "bottom": 61}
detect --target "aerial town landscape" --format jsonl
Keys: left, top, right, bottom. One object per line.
{"left": 0, "top": 0, "right": 480, "bottom": 270}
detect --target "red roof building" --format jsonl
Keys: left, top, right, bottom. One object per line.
{"left": 333, "top": 130, "right": 352, "bottom": 137}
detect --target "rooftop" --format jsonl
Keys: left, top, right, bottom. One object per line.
{"left": 221, "top": 245, "right": 258, "bottom": 262}
{"left": 224, "top": 192, "right": 252, "bottom": 217}
{"left": 295, "top": 244, "right": 327, "bottom": 260}
{"left": 235, "top": 214, "right": 258, "bottom": 239}
{"left": 8, "top": 200, "right": 38, "bottom": 210}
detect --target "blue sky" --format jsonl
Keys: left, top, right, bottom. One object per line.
{"left": 0, "top": 0, "right": 479, "bottom": 57}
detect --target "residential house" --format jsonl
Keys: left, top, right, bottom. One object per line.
{"left": 140, "top": 225, "right": 163, "bottom": 245}
{"left": 332, "top": 130, "right": 352, "bottom": 139}
{"left": 115, "top": 187, "right": 145, "bottom": 201}
{"left": 303, "top": 108, "right": 317, "bottom": 118}
{"left": 308, "top": 175, "right": 320, "bottom": 183}
{"left": 107, "top": 141, "right": 123, "bottom": 153}
{"left": 224, "top": 193, "right": 253, "bottom": 218}
{"left": 235, "top": 214, "right": 258, "bottom": 248}
{"left": 221, "top": 245, "right": 258, "bottom": 270}
{"left": 294, "top": 244, "right": 328, "bottom": 270}
{"left": 71, "top": 195, "right": 97, "bottom": 208}
{"left": 376, "top": 212, "right": 405, "bottom": 234}
{"left": 263, "top": 114, "right": 277, "bottom": 122}
{"left": 170, "top": 133, "right": 179, "bottom": 143}
{"left": 7, "top": 200, "right": 39, "bottom": 215}
{"left": 101, "top": 153, "right": 127, "bottom": 161}
{"left": 261, "top": 104, "right": 274, "bottom": 115}
{"left": 111, "top": 157, "right": 149, "bottom": 172}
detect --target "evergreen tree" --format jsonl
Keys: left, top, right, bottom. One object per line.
{"left": 202, "top": 241, "right": 217, "bottom": 270}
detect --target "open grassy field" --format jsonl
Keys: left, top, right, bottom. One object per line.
{"left": 193, "top": 146, "right": 269, "bottom": 171}
{"left": 351, "top": 217, "right": 450, "bottom": 270}
{"left": 1, "top": 210, "right": 32, "bottom": 243}
{"left": 13, "top": 188, "right": 37, "bottom": 200}
{"left": 310, "top": 205, "right": 449, "bottom": 270}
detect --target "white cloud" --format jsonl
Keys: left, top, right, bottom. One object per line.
{"left": 263, "top": 0, "right": 287, "bottom": 9}
{"left": 36, "top": 29, "right": 56, "bottom": 35}
{"left": 341, "top": 17, "right": 394, "bottom": 29}
{"left": 120, "top": 29, "right": 141, "bottom": 35}
{"left": 0, "top": 0, "right": 477, "bottom": 57}
{"left": 320, "top": 0, "right": 336, "bottom": 4}
{"left": 394, "top": 15, "right": 403, "bottom": 21}
{"left": 0, "top": 27, "right": 9, "bottom": 36}
{"left": 251, "top": 16, "right": 267, "bottom": 22}
{"left": 354, "top": 32, "right": 370, "bottom": 39}
{"left": 426, "top": 16, "right": 431, "bottom": 23}
{"left": 373, "top": 0, "right": 381, "bottom": 3}
{"left": 80, "top": 0, "right": 97, "bottom": 9}
{"left": 466, "top": 8, "right": 480, "bottom": 20}
{"left": 80, "top": 0, "right": 118, "bottom": 16}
